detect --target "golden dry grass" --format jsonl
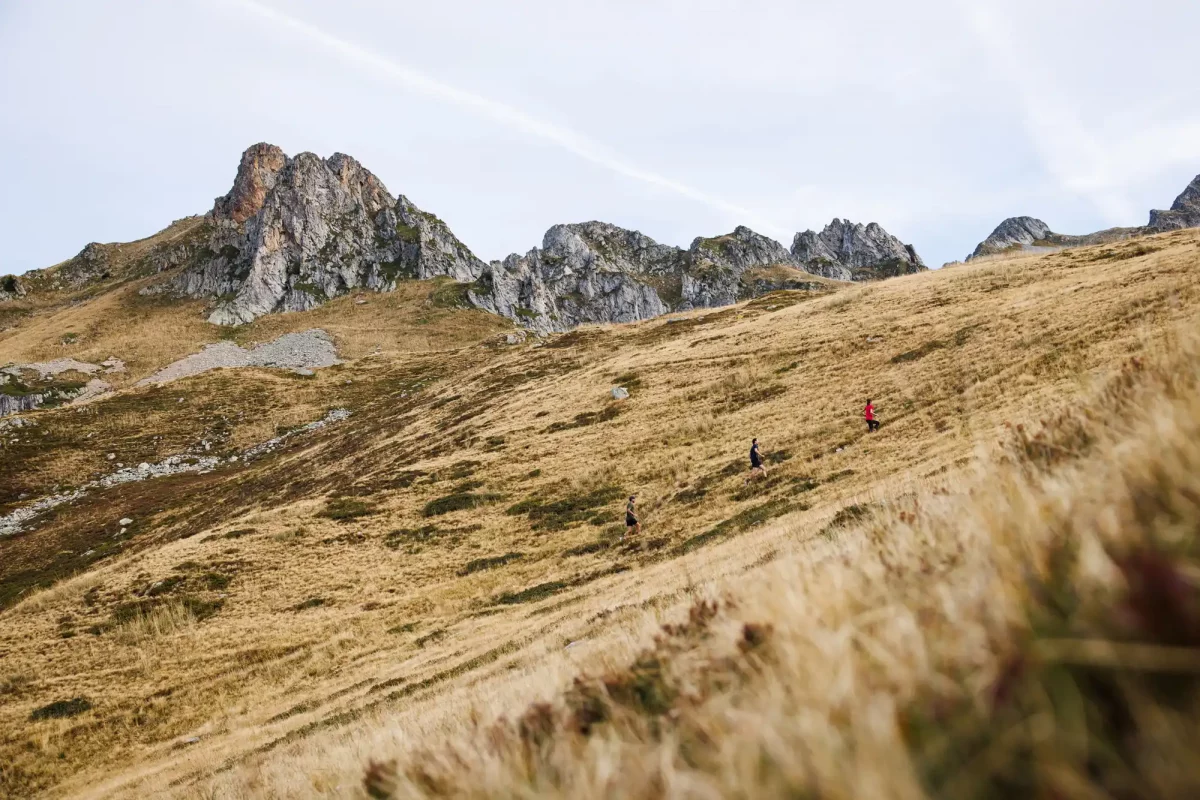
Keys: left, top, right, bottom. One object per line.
{"left": 0, "top": 276, "right": 510, "bottom": 386}
{"left": 0, "top": 228, "right": 1198, "bottom": 798}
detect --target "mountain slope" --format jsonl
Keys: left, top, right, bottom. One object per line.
{"left": 1, "top": 227, "right": 1198, "bottom": 798}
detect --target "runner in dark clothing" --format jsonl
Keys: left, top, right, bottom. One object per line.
{"left": 745, "top": 438, "right": 767, "bottom": 483}
{"left": 865, "top": 399, "right": 880, "bottom": 432}
{"left": 624, "top": 495, "right": 640, "bottom": 538}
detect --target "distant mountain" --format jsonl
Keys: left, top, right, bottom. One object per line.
{"left": 2, "top": 143, "right": 932, "bottom": 331}
{"left": 968, "top": 217, "right": 1141, "bottom": 260}
{"left": 1148, "top": 173, "right": 1200, "bottom": 231}
{"left": 968, "top": 173, "right": 1200, "bottom": 261}
{"left": 791, "top": 219, "right": 926, "bottom": 281}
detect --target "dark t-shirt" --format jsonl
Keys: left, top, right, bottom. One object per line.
{"left": 750, "top": 443, "right": 761, "bottom": 467}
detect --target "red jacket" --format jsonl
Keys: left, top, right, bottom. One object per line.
{"left": 864, "top": 404, "right": 875, "bottom": 421}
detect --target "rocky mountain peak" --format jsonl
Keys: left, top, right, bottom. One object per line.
{"left": 471, "top": 221, "right": 836, "bottom": 333}
{"left": 969, "top": 217, "right": 1054, "bottom": 259}
{"left": 546, "top": 222, "right": 680, "bottom": 273}
{"left": 212, "top": 143, "right": 288, "bottom": 224}
{"left": 469, "top": 222, "right": 674, "bottom": 333}
{"left": 689, "top": 226, "right": 794, "bottom": 270}
{"left": 1149, "top": 173, "right": 1200, "bottom": 231}
{"left": 168, "top": 143, "right": 486, "bottom": 324}
{"left": 791, "top": 218, "right": 925, "bottom": 281}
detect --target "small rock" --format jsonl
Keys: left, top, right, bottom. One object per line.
{"left": 354, "top": 297, "right": 367, "bottom": 305}
{"left": 119, "top": 517, "right": 133, "bottom": 526}
{"left": 181, "top": 736, "right": 201, "bottom": 745}
{"left": 229, "top": 456, "right": 239, "bottom": 462}
{"left": 107, "top": 453, "right": 116, "bottom": 460}
{"left": 295, "top": 368, "right": 315, "bottom": 376}
{"left": 611, "top": 387, "right": 630, "bottom": 400}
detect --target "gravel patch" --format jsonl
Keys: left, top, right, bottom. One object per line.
{"left": 138, "top": 329, "right": 340, "bottom": 386}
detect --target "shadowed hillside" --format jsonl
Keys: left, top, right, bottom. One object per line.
{"left": 1, "top": 227, "right": 1198, "bottom": 798}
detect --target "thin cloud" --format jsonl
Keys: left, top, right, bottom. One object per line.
{"left": 955, "top": 1, "right": 1137, "bottom": 223}
{"left": 222, "top": 0, "right": 789, "bottom": 240}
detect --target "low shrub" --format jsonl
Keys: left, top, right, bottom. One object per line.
{"left": 458, "top": 552, "right": 524, "bottom": 576}
{"left": 30, "top": 697, "right": 92, "bottom": 721}
{"left": 318, "top": 498, "right": 376, "bottom": 521}
{"left": 423, "top": 491, "right": 502, "bottom": 517}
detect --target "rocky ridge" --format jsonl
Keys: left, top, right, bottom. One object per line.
{"left": 2, "top": 143, "right": 930, "bottom": 332}
{"left": 969, "top": 173, "right": 1200, "bottom": 260}
{"left": 472, "top": 222, "right": 859, "bottom": 333}
{"left": 790, "top": 219, "right": 926, "bottom": 281}
{"left": 1149, "top": 173, "right": 1200, "bottom": 231}
{"left": 968, "top": 217, "right": 1141, "bottom": 260}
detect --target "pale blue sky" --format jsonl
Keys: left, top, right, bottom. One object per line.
{"left": 2, "top": 0, "right": 1198, "bottom": 275}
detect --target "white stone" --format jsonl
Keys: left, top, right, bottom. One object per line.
{"left": 611, "top": 387, "right": 630, "bottom": 400}
{"left": 119, "top": 517, "right": 133, "bottom": 526}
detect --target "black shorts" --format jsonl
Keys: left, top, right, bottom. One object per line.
{"left": 751, "top": 461, "right": 762, "bottom": 470}
{"left": 626, "top": 514, "right": 637, "bottom": 527}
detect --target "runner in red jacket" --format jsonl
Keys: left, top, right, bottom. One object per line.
{"left": 864, "top": 399, "right": 880, "bottom": 433}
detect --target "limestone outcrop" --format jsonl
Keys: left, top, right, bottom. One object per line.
{"left": 169, "top": 144, "right": 486, "bottom": 324}
{"left": 790, "top": 219, "right": 926, "bottom": 281}
{"left": 1149, "top": 174, "right": 1200, "bottom": 231}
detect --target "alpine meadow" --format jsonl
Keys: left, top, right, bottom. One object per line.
{"left": 4, "top": 6, "right": 1200, "bottom": 797}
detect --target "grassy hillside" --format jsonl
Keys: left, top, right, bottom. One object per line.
{"left": 1, "top": 228, "right": 1198, "bottom": 798}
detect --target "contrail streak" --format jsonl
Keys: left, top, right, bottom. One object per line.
{"left": 224, "top": 0, "right": 786, "bottom": 238}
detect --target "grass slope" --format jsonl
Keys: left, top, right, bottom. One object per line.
{"left": 0, "top": 228, "right": 1197, "bottom": 798}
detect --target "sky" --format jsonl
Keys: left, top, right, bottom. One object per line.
{"left": 1, "top": 0, "right": 1198, "bottom": 275}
